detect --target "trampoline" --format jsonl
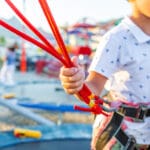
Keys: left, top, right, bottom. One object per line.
{"left": 1, "top": 138, "right": 91, "bottom": 150}
{"left": 0, "top": 124, "right": 92, "bottom": 150}
{"left": 0, "top": 78, "right": 93, "bottom": 150}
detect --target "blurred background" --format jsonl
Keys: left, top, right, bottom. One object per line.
{"left": 0, "top": 0, "right": 131, "bottom": 76}
{"left": 0, "top": 0, "right": 131, "bottom": 149}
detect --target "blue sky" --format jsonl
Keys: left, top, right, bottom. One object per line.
{"left": 0, "top": 0, "right": 131, "bottom": 31}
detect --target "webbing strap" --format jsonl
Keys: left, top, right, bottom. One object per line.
{"left": 96, "top": 112, "right": 123, "bottom": 150}
{"left": 95, "top": 112, "right": 137, "bottom": 150}
{"left": 115, "top": 129, "right": 136, "bottom": 150}
{"left": 119, "top": 105, "right": 150, "bottom": 121}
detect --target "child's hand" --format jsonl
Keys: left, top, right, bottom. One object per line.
{"left": 59, "top": 56, "right": 85, "bottom": 94}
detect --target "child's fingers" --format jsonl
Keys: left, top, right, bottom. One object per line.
{"left": 59, "top": 66, "right": 78, "bottom": 77}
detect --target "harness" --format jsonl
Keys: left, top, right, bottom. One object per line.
{"left": 95, "top": 103, "right": 150, "bottom": 150}
{"left": 95, "top": 112, "right": 136, "bottom": 150}
{"left": 1, "top": 1, "right": 150, "bottom": 149}
{"left": 75, "top": 98, "right": 150, "bottom": 149}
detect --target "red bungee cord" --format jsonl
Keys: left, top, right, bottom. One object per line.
{"left": 38, "top": 0, "right": 73, "bottom": 67}
{"left": 38, "top": 0, "right": 107, "bottom": 115}
{"left": 0, "top": 20, "right": 68, "bottom": 67}
{"left": 4, "top": 0, "right": 67, "bottom": 66}
{"left": 0, "top": 0, "right": 109, "bottom": 115}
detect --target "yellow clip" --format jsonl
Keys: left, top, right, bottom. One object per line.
{"left": 88, "top": 93, "right": 95, "bottom": 100}
{"left": 88, "top": 99, "right": 95, "bottom": 108}
{"left": 88, "top": 94, "right": 95, "bottom": 108}
{"left": 14, "top": 128, "right": 42, "bottom": 139}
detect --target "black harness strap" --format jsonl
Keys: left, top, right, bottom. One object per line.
{"left": 95, "top": 112, "right": 137, "bottom": 150}
{"left": 115, "top": 128, "right": 137, "bottom": 150}
{"left": 96, "top": 112, "right": 123, "bottom": 150}
{"left": 119, "top": 105, "right": 150, "bottom": 121}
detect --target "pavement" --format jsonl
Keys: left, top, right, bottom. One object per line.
{"left": 0, "top": 71, "right": 80, "bottom": 105}
{"left": 0, "top": 71, "right": 93, "bottom": 131}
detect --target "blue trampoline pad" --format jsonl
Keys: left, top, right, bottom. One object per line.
{"left": 0, "top": 124, "right": 92, "bottom": 150}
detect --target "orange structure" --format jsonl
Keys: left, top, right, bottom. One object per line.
{"left": 20, "top": 37, "right": 27, "bottom": 72}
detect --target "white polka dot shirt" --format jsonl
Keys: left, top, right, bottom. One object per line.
{"left": 89, "top": 17, "right": 150, "bottom": 144}
{"left": 89, "top": 17, "right": 150, "bottom": 104}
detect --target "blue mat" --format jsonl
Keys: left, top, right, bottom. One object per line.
{"left": 0, "top": 124, "right": 92, "bottom": 150}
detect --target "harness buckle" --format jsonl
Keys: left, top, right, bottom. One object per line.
{"left": 136, "top": 105, "right": 148, "bottom": 121}
{"left": 125, "top": 135, "right": 136, "bottom": 150}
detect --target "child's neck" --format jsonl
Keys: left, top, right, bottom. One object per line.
{"left": 130, "top": 11, "right": 150, "bottom": 36}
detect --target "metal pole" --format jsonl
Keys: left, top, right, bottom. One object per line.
{"left": 0, "top": 98, "right": 54, "bottom": 126}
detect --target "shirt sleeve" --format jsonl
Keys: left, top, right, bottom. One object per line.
{"left": 89, "top": 33, "right": 122, "bottom": 78}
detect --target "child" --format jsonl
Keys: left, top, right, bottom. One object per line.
{"left": 0, "top": 41, "right": 18, "bottom": 85}
{"left": 59, "top": 0, "right": 150, "bottom": 149}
